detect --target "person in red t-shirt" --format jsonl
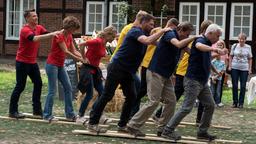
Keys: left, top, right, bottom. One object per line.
{"left": 9, "top": 9, "right": 62, "bottom": 119}
{"left": 43, "top": 16, "right": 84, "bottom": 122}
{"left": 76, "top": 26, "right": 117, "bottom": 122}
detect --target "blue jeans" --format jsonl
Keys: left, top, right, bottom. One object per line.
{"left": 231, "top": 69, "right": 248, "bottom": 106}
{"left": 210, "top": 79, "right": 222, "bottom": 104}
{"left": 78, "top": 72, "right": 103, "bottom": 117}
{"left": 43, "top": 63, "right": 75, "bottom": 119}
{"left": 9, "top": 61, "right": 42, "bottom": 114}
{"left": 89, "top": 62, "right": 136, "bottom": 127}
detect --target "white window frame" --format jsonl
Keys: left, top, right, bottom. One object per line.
{"left": 179, "top": 2, "right": 200, "bottom": 35}
{"left": 204, "top": 3, "right": 226, "bottom": 39}
{"left": 109, "top": 2, "right": 127, "bottom": 33}
{"left": 230, "top": 3, "right": 253, "bottom": 41}
{"left": 6, "top": 0, "right": 36, "bottom": 40}
{"left": 86, "top": 1, "right": 105, "bottom": 35}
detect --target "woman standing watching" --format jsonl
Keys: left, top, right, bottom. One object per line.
{"left": 76, "top": 26, "right": 117, "bottom": 122}
{"left": 43, "top": 16, "right": 84, "bottom": 122}
{"left": 228, "top": 33, "right": 252, "bottom": 108}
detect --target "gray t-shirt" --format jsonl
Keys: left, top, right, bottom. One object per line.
{"left": 230, "top": 43, "right": 252, "bottom": 71}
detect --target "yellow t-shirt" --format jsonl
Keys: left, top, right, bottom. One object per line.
{"left": 175, "top": 42, "right": 193, "bottom": 76}
{"left": 110, "top": 23, "right": 133, "bottom": 60}
{"left": 141, "top": 27, "right": 162, "bottom": 68}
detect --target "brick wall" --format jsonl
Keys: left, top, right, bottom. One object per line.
{"left": 40, "top": 0, "right": 62, "bottom": 9}
{"left": 5, "top": 43, "right": 18, "bottom": 55}
{"left": 131, "top": 0, "right": 152, "bottom": 11}
{"left": 0, "top": 0, "right": 3, "bottom": 7}
{"left": 0, "top": 35, "right": 2, "bottom": 55}
{"left": 66, "top": 0, "right": 83, "bottom": 9}
{"left": 38, "top": 13, "right": 63, "bottom": 57}
{"left": 0, "top": 12, "right": 3, "bottom": 32}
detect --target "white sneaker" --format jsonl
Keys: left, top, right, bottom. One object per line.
{"left": 99, "top": 115, "right": 112, "bottom": 124}
{"left": 217, "top": 103, "right": 224, "bottom": 107}
{"left": 76, "top": 116, "right": 88, "bottom": 125}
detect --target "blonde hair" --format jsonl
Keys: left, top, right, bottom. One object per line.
{"left": 238, "top": 33, "right": 247, "bottom": 40}
{"left": 136, "top": 10, "right": 148, "bottom": 21}
{"left": 97, "top": 25, "right": 117, "bottom": 39}
{"left": 216, "top": 39, "right": 226, "bottom": 49}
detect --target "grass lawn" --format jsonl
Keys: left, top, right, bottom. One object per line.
{"left": 1, "top": 69, "right": 256, "bottom": 143}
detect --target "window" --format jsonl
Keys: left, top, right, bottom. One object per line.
{"left": 205, "top": 3, "right": 226, "bottom": 39}
{"left": 86, "top": 1, "right": 104, "bottom": 35}
{"left": 179, "top": 3, "right": 200, "bottom": 35}
{"left": 6, "top": 0, "right": 36, "bottom": 40}
{"left": 230, "top": 3, "right": 253, "bottom": 40}
{"left": 109, "top": 2, "right": 127, "bottom": 33}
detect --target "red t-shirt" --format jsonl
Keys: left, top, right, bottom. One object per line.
{"left": 47, "top": 33, "right": 73, "bottom": 67}
{"left": 85, "top": 38, "right": 106, "bottom": 67}
{"left": 16, "top": 24, "right": 47, "bottom": 64}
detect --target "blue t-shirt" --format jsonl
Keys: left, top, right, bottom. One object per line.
{"left": 111, "top": 27, "right": 146, "bottom": 74}
{"left": 148, "top": 30, "right": 180, "bottom": 78}
{"left": 211, "top": 59, "right": 226, "bottom": 80}
{"left": 186, "top": 36, "right": 212, "bottom": 84}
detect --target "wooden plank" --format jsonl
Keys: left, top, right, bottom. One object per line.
{"left": 0, "top": 116, "right": 108, "bottom": 128}
{"left": 72, "top": 129, "right": 207, "bottom": 144}
{"left": 23, "top": 113, "right": 68, "bottom": 121}
{"left": 145, "top": 132, "right": 242, "bottom": 144}
{"left": 179, "top": 122, "right": 232, "bottom": 130}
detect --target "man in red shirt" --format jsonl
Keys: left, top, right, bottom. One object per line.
{"left": 9, "top": 9, "right": 61, "bottom": 118}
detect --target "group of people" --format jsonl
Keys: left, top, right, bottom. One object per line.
{"left": 8, "top": 8, "right": 252, "bottom": 142}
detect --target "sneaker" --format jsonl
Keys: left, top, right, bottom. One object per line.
{"left": 44, "top": 116, "right": 59, "bottom": 123}
{"left": 87, "top": 124, "right": 107, "bottom": 133}
{"left": 99, "top": 115, "right": 112, "bottom": 124}
{"left": 76, "top": 116, "right": 88, "bottom": 125}
{"left": 217, "top": 103, "right": 224, "bottom": 107}
{"left": 117, "top": 126, "right": 128, "bottom": 133}
{"left": 126, "top": 126, "right": 145, "bottom": 137}
{"left": 197, "top": 132, "right": 217, "bottom": 141}
{"left": 66, "top": 115, "right": 77, "bottom": 122}
{"left": 157, "top": 126, "right": 164, "bottom": 137}
{"left": 152, "top": 115, "right": 159, "bottom": 124}
{"left": 9, "top": 112, "right": 25, "bottom": 119}
{"left": 232, "top": 104, "right": 238, "bottom": 108}
{"left": 161, "top": 129, "right": 181, "bottom": 141}
{"left": 238, "top": 105, "right": 243, "bottom": 109}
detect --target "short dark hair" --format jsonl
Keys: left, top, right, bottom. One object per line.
{"left": 140, "top": 14, "right": 155, "bottom": 24}
{"left": 24, "top": 9, "right": 35, "bottom": 19}
{"left": 167, "top": 18, "right": 179, "bottom": 27}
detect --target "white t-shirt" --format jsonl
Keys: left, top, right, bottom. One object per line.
{"left": 230, "top": 43, "right": 252, "bottom": 71}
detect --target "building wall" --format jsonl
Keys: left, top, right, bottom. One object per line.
{"left": 0, "top": 0, "right": 4, "bottom": 55}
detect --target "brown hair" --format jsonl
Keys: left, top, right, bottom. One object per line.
{"left": 200, "top": 20, "right": 213, "bottom": 34}
{"left": 140, "top": 13, "right": 155, "bottom": 24}
{"left": 24, "top": 9, "right": 35, "bottom": 19}
{"left": 97, "top": 25, "right": 117, "bottom": 39}
{"left": 136, "top": 10, "right": 148, "bottom": 21}
{"left": 63, "top": 16, "right": 80, "bottom": 30}
{"left": 166, "top": 18, "right": 179, "bottom": 27}
{"left": 238, "top": 33, "right": 247, "bottom": 40}
{"left": 177, "top": 21, "right": 194, "bottom": 32}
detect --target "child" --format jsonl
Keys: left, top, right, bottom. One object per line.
{"left": 210, "top": 40, "right": 226, "bottom": 107}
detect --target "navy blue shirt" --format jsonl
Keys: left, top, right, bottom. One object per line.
{"left": 148, "top": 30, "right": 181, "bottom": 78}
{"left": 111, "top": 27, "right": 146, "bottom": 74}
{"left": 186, "top": 36, "right": 212, "bottom": 84}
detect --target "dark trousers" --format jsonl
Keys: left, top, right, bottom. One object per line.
{"left": 130, "top": 66, "right": 147, "bottom": 118}
{"left": 9, "top": 61, "right": 42, "bottom": 114}
{"left": 231, "top": 69, "right": 248, "bottom": 106}
{"left": 89, "top": 62, "right": 136, "bottom": 127}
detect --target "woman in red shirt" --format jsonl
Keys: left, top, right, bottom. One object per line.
{"left": 76, "top": 26, "right": 117, "bottom": 121}
{"left": 43, "top": 16, "right": 84, "bottom": 122}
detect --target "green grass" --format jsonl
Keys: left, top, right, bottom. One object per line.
{"left": 1, "top": 70, "right": 256, "bottom": 143}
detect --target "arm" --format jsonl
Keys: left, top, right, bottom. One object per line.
{"left": 248, "top": 58, "right": 252, "bottom": 74}
{"left": 58, "top": 42, "right": 84, "bottom": 62}
{"left": 137, "top": 27, "right": 171, "bottom": 45}
{"left": 183, "top": 47, "right": 191, "bottom": 54}
{"left": 32, "top": 30, "right": 63, "bottom": 42}
{"left": 171, "top": 37, "right": 195, "bottom": 49}
{"left": 228, "top": 55, "right": 233, "bottom": 71}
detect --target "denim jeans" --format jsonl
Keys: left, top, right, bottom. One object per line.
{"left": 9, "top": 61, "right": 42, "bottom": 114}
{"left": 43, "top": 63, "right": 75, "bottom": 119}
{"left": 89, "top": 62, "right": 136, "bottom": 127}
{"left": 210, "top": 79, "right": 222, "bottom": 104}
{"left": 78, "top": 71, "right": 103, "bottom": 117}
{"left": 231, "top": 69, "right": 248, "bottom": 106}
{"left": 166, "top": 77, "right": 215, "bottom": 133}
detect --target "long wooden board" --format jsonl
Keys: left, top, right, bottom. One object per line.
{"left": 73, "top": 130, "right": 242, "bottom": 144}
{"left": 0, "top": 116, "right": 108, "bottom": 128}
{"left": 110, "top": 117, "right": 231, "bottom": 130}
{"left": 72, "top": 129, "right": 207, "bottom": 144}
